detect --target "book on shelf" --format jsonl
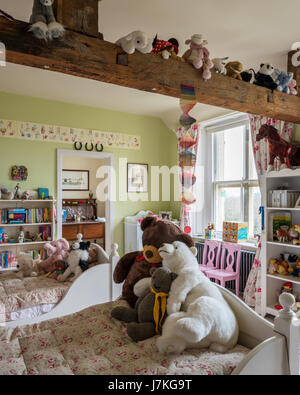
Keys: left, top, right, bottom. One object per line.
{"left": 0, "top": 251, "right": 16, "bottom": 269}
{"left": 268, "top": 190, "right": 300, "bottom": 208}
{"left": 0, "top": 208, "right": 51, "bottom": 224}
{"left": 268, "top": 211, "right": 292, "bottom": 241}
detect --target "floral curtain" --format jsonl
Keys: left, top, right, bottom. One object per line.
{"left": 243, "top": 115, "right": 294, "bottom": 312}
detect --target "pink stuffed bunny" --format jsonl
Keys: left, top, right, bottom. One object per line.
{"left": 288, "top": 79, "right": 298, "bottom": 95}
{"left": 40, "top": 238, "right": 70, "bottom": 272}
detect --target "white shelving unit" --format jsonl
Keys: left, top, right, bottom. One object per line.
{"left": 261, "top": 168, "right": 300, "bottom": 318}
{"left": 0, "top": 199, "right": 55, "bottom": 272}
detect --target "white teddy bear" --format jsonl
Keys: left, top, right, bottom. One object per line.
{"left": 116, "top": 31, "right": 153, "bottom": 55}
{"left": 134, "top": 241, "right": 239, "bottom": 354}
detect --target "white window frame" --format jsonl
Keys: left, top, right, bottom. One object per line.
{"left": 201, "top": 113, "right": 260, "bottom": 239}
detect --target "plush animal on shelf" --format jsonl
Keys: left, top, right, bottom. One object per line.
{"left": 267, "top": 259, "right": 279, "bottom": 275}
{"left": 0, "top": 186, "right": 14, "bottom": 200}
{"left": 182, "top": 34, "right": 214, "bottom": 81}
{"left": 111, "top": 267, "right": 178, "bottom": 342}
{"left": 225, "top": 61, "right": 243, "bottom": 80}
{"left": 254, "top": 63, "right": 278, "bottom": 91}
{"left": 116, "top": 31, "right": 153, "bottom": 55}
{"left": 212, "top": 57, "right": 229, "bottom": 75}
{"left": 40, "top": 238, "right": 70, "bottom": 273}
{"left": 29, "top": 0, "right": 64, "bottom": 41}
{"left": 241, "top": 69, "right": 256, "bottom": 83}
{"left": 58, "top": 234, "right": 91, "bottom": 282}
{"left": 272, "top": 69, "right": 294, "bottom": 94}
{"left": 256, "top": 124, "right": 300, "bottom": 170}
{"left": 276, "top": 226, "right": 290, "bottom": 243}
{"left": 288, "top": 79, "right": 298, "bottom": 95}
{"left": 113, "top": 216, "right": 194, "bottom": 308}
{"left": 16, "top": 252, "right": 43, "bottom": 278}
{"left": 151, "top": 36, "right": 182, "bottom": 61}
{"left": 154, "top": 241, "right": 238, "bottom": 354}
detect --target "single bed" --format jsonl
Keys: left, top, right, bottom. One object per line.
{"left": 0, "top": 243, "right": 111, "bottom": 324}
{"left": 0, "top": 248, "right": 299, "bottom": 376}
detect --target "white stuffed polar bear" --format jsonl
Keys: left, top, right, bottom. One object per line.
{"left": 135, "top": 241, "right": 239, "bottom": 355}
{"left": 116, "top": 31, "right": 153, "bottom": 55}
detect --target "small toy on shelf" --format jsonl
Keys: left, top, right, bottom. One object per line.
{"left": 276, "top": 226, "right": 290, "bottom": 243}
{"left": 289, "top": 225, "right": 300, "bottom": 245}
{"left": 225, "top": 61, "right": 243, "bottom": 80}
{"left": 267, "top": 258, "right": 279, "bottom": 275}
{"left": 182, "top": 34, "right": 214, "bottom": 81}
{"left": 151, "top": 35, "right": 182, "bottom": 61}
{"left": 288, "top": 79, "right": 298, "bottom": 95}
{"left": 276, "top": 260, "right": 289, "bottom": 276}
{"left": 14, "top": 183, "right": 22, "bottom": 200}
{"left": 254, "top": 63, "right": 278, "bottom": 91}
{"left": 0, "top": 186, "right": 14, "bottom": 200}
{"left": 18, "top": 227, "right": 25, "bottom": 243}
{"left": 272, "top": 69, "right": 293, "bottom": 94}
{"left": 116, "top": 31, "right": 153, "bottom": 55}
{"left": 212, "top": 57, "right": 229, "bottom": 75}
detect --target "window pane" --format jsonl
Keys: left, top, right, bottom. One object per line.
{"left": 214, "top": 126, "right": 245, "bottom": 182}
{"left": 249, "top": 186, "right": 261, "bottom": 236}
{"left": 248, "top": 134, "right": 258, "bottom": 180}
{"left": 216, "top": 186, "right": 242, "bottom": 231}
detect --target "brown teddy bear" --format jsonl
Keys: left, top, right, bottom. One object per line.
{"left": 113, "top": 216, "right": 194, "bottom": 307}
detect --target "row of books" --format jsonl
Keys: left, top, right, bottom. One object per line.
{"left": 268, "top": 190, "right": 300, "bottom": 208}
{"left": 0, "top": 208, "right": 51, "bottom": 224}
{"left": 0, "top": 251, "right": 17, "bottom": 269}
{"left": 39, "top": 226, "right": 52, "bottom": 241}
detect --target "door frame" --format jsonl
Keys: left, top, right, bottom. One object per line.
{"left": 57, "top": 149, "right": 114, "bottom": 254}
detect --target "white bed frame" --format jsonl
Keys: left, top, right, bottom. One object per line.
{"left": 1, "top": 243, "right": 299, "bottom": 376}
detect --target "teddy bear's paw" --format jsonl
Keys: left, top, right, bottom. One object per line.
{"left": 48, "top": 22, "right": 65, "bottom": 39}
{"left": 111, "top": 306, "right": 137, "bottom": 323}
{"left": 29, "top": 22, "right": 50, "bottom": 40}
{"left": 209, "top": 343, "right": 228, "bottom": 354}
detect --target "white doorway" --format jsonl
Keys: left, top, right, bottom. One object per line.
{"left": 57, "top": 149, "right": 114, "bottom": 254}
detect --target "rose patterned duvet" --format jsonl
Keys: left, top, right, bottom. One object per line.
{"left": 0, "top": 273, "right": 71, "bottom": 323}
{"left": 0, "top": 299, "right": 249, "bottom": 375}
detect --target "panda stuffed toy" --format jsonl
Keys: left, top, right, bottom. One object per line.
{"left": 254, "top": 63, "right": 278, "bottom": 91}
{"left": 57, "top": 234, "right": 91, "bottom": 282}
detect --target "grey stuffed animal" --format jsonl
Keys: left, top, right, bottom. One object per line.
{"left": 111, "top": 267, "right": 177, "bottom": 342}
{"left": 29, "top": 0, "right": 64, "bottom": 40}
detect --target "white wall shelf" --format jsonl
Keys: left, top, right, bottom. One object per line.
{"left": 260, "top": 170, "right": 300, "bottom": 318}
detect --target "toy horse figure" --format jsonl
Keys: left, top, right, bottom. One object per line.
{"left": 256, "top": 124, "right": 300, "bottom": 171}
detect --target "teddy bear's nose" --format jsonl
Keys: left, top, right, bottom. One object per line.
{"left": 145, "top": 250, "right": 153, "bottom": 259}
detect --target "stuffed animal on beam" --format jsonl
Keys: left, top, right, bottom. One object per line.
{"left": 29, "top": 0, "right": 64, "bottom": 40}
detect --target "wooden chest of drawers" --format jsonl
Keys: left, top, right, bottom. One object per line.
{"left": 62, "top": 222, "right": 105, "bottom": 248}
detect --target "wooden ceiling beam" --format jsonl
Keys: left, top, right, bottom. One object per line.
{"left": 1, "top": 17, "right": 300, "bottom": 124}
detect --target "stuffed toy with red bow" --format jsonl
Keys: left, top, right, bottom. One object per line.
{"left": 151, "top": 35, "right": 183, "bottom": 61}
{"left": 113, "top": 216, "right": 194, "bottom": 307}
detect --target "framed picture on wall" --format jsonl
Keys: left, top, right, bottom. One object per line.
{"left": 127, "top": 163, "right": 148, "bottom": 193}
{"left": 62, "top": 169, "right": 90, "bottom": 191}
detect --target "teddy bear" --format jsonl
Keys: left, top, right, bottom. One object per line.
{"left": 212, "top": 57, "right": 229, "bottom": 75}
{"left": 111, "top": 267, "right": 178, "bottom": 342}
{"left": 116, "top": 31, "right": 153, "bottom": 55}
{"left": 57, "top": 235, "right": 90, "bottom": 282}
{"left": 272, "top": 69, "right": 294, "bottom": 94}
{"left": 16, "top": 252, "right": 43, "bottom": 279}
{"left": 29, "top": 0, "right": 64, "bottom": 41}
{"left": 40, "top": 238, "right": 70, "bottom": 273}
{"left": 182, "top": 34, "right": 214, "bottom": 81}
{"left": 113, "top": 216, "right": 194, "bottom": 308}
{"left": 254, "top": 63, "right": 278, "bottom": 91}
{"left": 155, "top": 241, "right": 239, "bottom": 355}
{"left": 225, "top": 61, "right": 243, "bottom": 80}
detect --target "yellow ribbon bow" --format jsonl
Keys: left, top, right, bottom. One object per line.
{"left": 151, "top": 287, "right": 168, "bottom": 335}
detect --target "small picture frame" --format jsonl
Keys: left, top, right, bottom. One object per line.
{"left": 159, "top": 211, "right": 172, "bottom": 221}
{"left": 11, "top": 165, "right": 28, "bottom": 181}
{"left": 127, "top": 163, "right": 148, "bottom": 193}
{"left": 62, "top": 169, "right": 89, "bottom": 191}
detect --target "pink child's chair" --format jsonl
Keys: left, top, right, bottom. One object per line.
{"left": 205, "top": 243, "right": 241, "bottom": 297}
{"left": 199, "top": 240, "right": 221, "bottom": 276}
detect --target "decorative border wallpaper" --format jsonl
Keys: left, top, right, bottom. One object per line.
{"left": 0, "top": 119, "right": 141, "bottom": 150}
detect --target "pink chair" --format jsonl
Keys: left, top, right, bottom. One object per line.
{"left": 205, "top": 243, "right": 242, "bottom": 297}
{"left": 199, "top": 240, "right": 221, "bottom": 276}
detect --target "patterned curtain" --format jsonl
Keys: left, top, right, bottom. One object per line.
{"left": 176, "top": 125, "right": 200, "bottom": 235}
{"left": 243, "top": 115, "right": 294, "bottom": 312}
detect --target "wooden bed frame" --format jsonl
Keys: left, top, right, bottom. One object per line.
{"left": 2, "top": 243, "right": 299, "bottom": 376}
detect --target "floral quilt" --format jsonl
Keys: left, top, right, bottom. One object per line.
{"left": 0, "top": 299, "right": 249, "bottom": 375}
{"left": 0, "top": 274, "right": 71, "bottom": 322}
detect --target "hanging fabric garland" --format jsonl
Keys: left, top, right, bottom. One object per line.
{"left": 176, "top": 84, "right": 199, "bottom": 235}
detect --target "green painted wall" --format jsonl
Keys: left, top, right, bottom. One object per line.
{"left": 0, "top": 91, "right": 180, "bottom": 254}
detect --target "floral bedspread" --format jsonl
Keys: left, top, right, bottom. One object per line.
{"left": 0, "top": 274, "right": 71, "bottom": 322}
{"left": 0, "top": 299, "right": 249, "bottom": 375}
